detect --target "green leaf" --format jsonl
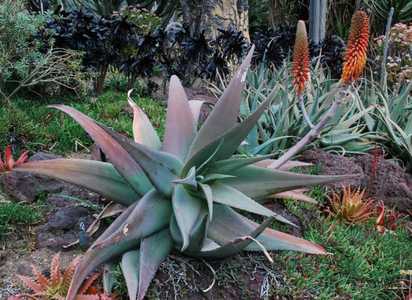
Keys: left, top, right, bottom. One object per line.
{"left": 208, "top": 205, "right": 326, "bottom": 254}
{"left": 162, "top": 76, "right": 196, "bottom": 160}
{"left": 172, "top": 184, "right": 206, "bottom": 251}
{"left": 186, "top": 46, "right": 255, "bottom": 163}
{"left": 66, "top": 190, "right": 171, "bottom": 300}
{"left": 183, "top": 93, "right": 272, "bottom": 174}
{"left": 138, "top": 229, "right": 173, "bottom": 300}
{"left": 100, "top": 125, "right": 182, "bottom": 196}
{"left": 14, "top": 159, "right": 142, "bottom": 205}
{"left": 189, "top": 100, "right": 205, "bottom": 128}
{"left": 197, "top": 217, "right": 274, "bottom": 258}
{"left": 50, "top": 105, "right": 151, "bottom": 195}
{"left": 128, "top": 93, "right": 161, "bottom": 149}
{"left": 221, "top": 165, "right": 355, "bottom": 200}
{"left": 211, "top": 183, "right": 296, "bottom": 226}
{"left": 121, "top": 250, "right": 140, "bottom": 300}
{"left": 210, "top": 154, "right": 275, "bottom": 174}
{"left": 199, "top": 183, "right": 213, "bottom": 221}
{"left": 200, "top": 173, "right": 236, "bottom": 183}
{"left": 102, "top": 263, "right": 115, "bottom": 294}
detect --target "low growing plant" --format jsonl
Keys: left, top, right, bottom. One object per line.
{"left": 10, "top": 253, "right": 113, "bottom": 299}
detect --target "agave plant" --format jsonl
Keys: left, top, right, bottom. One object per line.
{"left": 15, "top": 47, "right": 353, "bottom": 300}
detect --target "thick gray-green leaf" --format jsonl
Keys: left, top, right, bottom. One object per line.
{"left": 121, "top": 250, "right": 140, "bottom": 300}
{"left": 138, "top": 229, "right": 173, "bottom": 300}
{"left": 128, "top": 93, "right": 161, "bottom": 149}
{"left": 100, "top": 124, "right": 182, "bottom": 196}
{"left": 14, "top": 159, "right": 141, "bottom": 206}
{"left": 187, "top": 46, "right": 254, "bottom": 161}
{"left": 172, "top": 184, "right": 205, "bottom": 251}
{"left": 183, "top": 93, "right": 272, "bottom": 174}
{"left": 162, "top": 76, "right": 196, "bottom": 160}
{"left": 199, "top": 183, "right": 213, "bottom": 221}
{"left": 211, "top": 183, "right": 295, "bottom": 226}
{"left": 50, "top": 105, "right": 151, "bottom": 195}
{"left": 210, "top": 154, "right": 275, "bottom": 174}
{"left": 197, "top": 217, "right": 274, "bottom": 258}
{"left": 189, "top": 100, "right": 205, "bottom": 128}
{"left": 221, "top": 165, "right": 355, "bottom": 200}
{"left": 208, "top": 205, "right": 326, "bottom": 254}
{"left": 66, "top": 190, "right": 171, "bottom": 300}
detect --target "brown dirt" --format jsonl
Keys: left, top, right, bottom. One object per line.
{"left": 302, "top": 150, "right": 412, "bottom": 211}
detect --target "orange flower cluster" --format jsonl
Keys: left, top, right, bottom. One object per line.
{"left": 341, "top": 11, "right": 370, "bottom": 83}
{"left": 292, "top": 21, "right": 310, "bottom": 96}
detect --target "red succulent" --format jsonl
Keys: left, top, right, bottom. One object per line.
{"left": 0, "top": 145, "right": 29, "bottom": 172}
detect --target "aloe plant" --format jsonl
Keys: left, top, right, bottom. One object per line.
{"left": 15, "top": 47, "right": 353, "bottom": 300}
{"left": 210, "top": 63, "right": 378, "bottom": 157}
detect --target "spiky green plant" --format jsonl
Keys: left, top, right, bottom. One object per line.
{"left": 15, "top": 47, "right": 352, "bottom": 300}
{"left": 210, "top": 62, "right": 378, "bottom": 156}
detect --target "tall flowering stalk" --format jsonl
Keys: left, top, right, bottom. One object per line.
{"left": 272, "top": 12, "right": 369, "bottom": 169}
{"left": 341, "top": 11, "right": 370, "bottom": 84}
{"left": 292, "top": 20, "right": 313, "bottom": 128}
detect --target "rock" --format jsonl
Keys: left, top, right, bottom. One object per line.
{"left": 1, "top": 152, "right": 64, "bottom": 203}
{"left": 47, "top": 206, "right": 90, "bottom": 230}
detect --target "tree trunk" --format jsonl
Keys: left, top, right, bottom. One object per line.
{"left": 180, "top": 0, "right": 249, "bottom": 40}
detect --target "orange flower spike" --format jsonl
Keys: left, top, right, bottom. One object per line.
{"left": 341, "top": 11, "right": 370, "bottom": 84}
{"left": 292, "top": 21, "right": 310, "bottom": 96}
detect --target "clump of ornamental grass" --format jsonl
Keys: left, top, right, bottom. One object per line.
{"left": 11, "top": 11, "right": 369, "bottom": 300}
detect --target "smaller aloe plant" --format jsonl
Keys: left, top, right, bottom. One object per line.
{"left": 9, "top": 253, "right": 114, "bottom": 300}
{"left": 0, "top": 146, "right": 28, "bottom": 173}
{"left": 328, "top": 186, "right": 375, "bottom": 223}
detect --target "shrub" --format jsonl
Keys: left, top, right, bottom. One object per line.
{"left": 375, "top": 22, "right": 412, "bottom": 88}
{"left": 0, "top": 0, "right": 85, "bottom": 101}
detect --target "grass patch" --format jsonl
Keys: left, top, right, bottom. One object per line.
{"left": 0, "top": 202, "right": 42, "bottom": 237}
{"left": 0, "top": 91, "right": 165, "bottom": 155}
{"left": 276, "top": 213, "right": 411, "bottom": 299}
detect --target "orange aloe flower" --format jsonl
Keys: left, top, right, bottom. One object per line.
{"left": 292, "top": 21, "right": 310, "bottom": 96}
{"left": 341, "top": 11, "right": 370, "bottom": 84}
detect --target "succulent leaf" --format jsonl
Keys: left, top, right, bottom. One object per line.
{"left": 199, "top": 183, "right": 214, "bottom": 221}
{"left": 172, "top": 184, "right": 207, "bottom": 251}
{"left": 210, "top": 183, "right": 296, "bottom": 226}
{"left": 51, "top": 105, "right": 151, "bottom": 195}
{"left": 189, "top": 100, "right": 205, "bottom": 128}
{"left": 211, "top": 154, "right": 275, "bottom": 174}
{"left": 187, "top": 46, "right": 255, "bottom": 164}
{"left": 198, "top": 217, "right": 274, "bottom": 258}
{"left": 138, "top": 229, "right": 173, "bottom": 300}
{"left": 128, "top": 91, "right": 161, "bottom": 149}
{"left": 183, "top": 92, "right": 272, "bottom": 173}
{"left": 121, "top": 250, "right": 140, "bottom": 300}
{"left": 162, "top": 76, "right": 196, "bottom": 160}
{"left": 209, "top": 205, "right": 327, "bottom": 254}
{"left": 221, "top": 165, "right": 355, "bottom": 200}
{"left": 100, "top": 124, "right": 182, "bottom": 196}
{"left": 67, "top": 190, "right": 171, "bottom": 300}
{"left": 14, "top": 159, "right": 141, "bottom": 205}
